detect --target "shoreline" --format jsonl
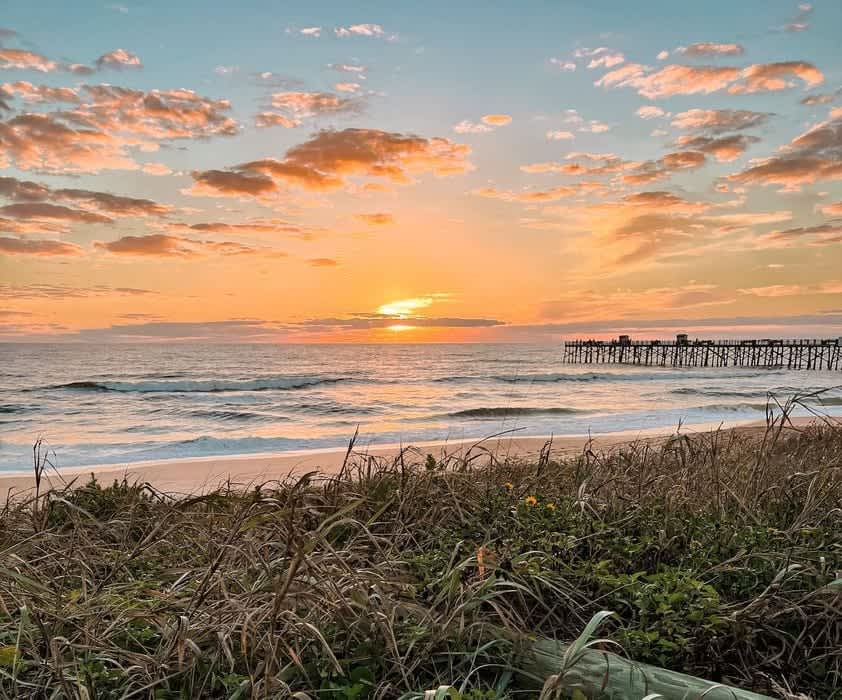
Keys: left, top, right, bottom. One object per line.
{"left": 0, "top": 417, "right": 791, "bottom": 498}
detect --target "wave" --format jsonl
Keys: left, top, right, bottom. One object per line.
{"left": 689, "top": 402, "right": 772, "bottom": 413}
{"left": 435, "top": 369, "right": 785, "bottom": 385}
{"left": 445, "top": 406, "right": 584, "bottom": 419}
{"left": 671, "top": 387, "right": 765, "bottom": 398}
{"left": 188, "top": 409, "right": 287, "bottom": 422}
{"left": 38, "top": 377, "right": 352, "bottom": 394}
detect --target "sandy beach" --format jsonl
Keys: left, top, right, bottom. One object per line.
{"left": 0, "top": 419, "right": 792, "bottom": 499}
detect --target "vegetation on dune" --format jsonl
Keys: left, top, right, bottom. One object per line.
{"left": 0, "top": 405, "right": 840, "bottom": 699}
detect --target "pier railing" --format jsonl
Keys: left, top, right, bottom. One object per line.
{"left": 562, "top": 338, "right": 842, "bottom": 370}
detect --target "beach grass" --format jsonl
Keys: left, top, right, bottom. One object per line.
{"left": 1, "top": 403, "right": 840, "bottom": 698}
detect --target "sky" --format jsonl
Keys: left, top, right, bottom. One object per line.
{"left": 1, "top": 0, "right": 841, "bottom": 342}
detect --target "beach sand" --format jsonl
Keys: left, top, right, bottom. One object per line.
{"left": 1, "top": 419, "right": 797, "bottom": 499}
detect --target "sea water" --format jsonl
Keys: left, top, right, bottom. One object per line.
{"left": 1, "top": 343, "right": 841, "bottom": 471}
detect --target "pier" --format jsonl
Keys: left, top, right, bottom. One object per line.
{"left": 563, "top": 335, "right": 842, "bottom": 370}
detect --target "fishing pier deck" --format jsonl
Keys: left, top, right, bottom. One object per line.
{"left": 563, "top": 336, "right": 842, "bottom": 370}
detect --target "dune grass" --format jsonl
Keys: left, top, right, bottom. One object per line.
{"left": 0, "top": 403, "right": 840, "bottom": 699}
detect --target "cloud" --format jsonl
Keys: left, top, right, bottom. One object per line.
{"left": 0, "top": 175, "right": 172, "bottom": 217}
{"left": 546, "top": 130, "right": 574, "bottom": 140}
{"left": 95, "top": 49, "right": 141, "bottom": 70}
{"left": 257, "top": 91, "right": 363, "bottom": 127}
{"left": 70, "top": 85, "right": 237, "bottom": 139}
{"left": 819, "top": 201, "right": 842, "bottom": 216}
{"left": 0, "top": 283, "right": 155, "bottom": 299}
{"left": 95, "top": 233, "right": 191, "bottom": 256}
{"left": 12, "top": 313, "right": 506, "bottom": 342}
{"left": 782, "top": 2, "right": 813, "bottom": 32}
{"left": 671, "top": 108, "right": 771, "bottom": 133}
{"left": 190, "top": 128, "right": 472, "bottom": 198}
{"left": 0, "top": 202, "right": 111, "bottom": 223}
{"left": 573, "top": 47, "right": 625, "bottom": 69}
{"left": 255, "top": 112, "right": 300, "bottom": 128}
{"left": 334, "top": 24, "right": 392, "bottom": 39}
{"left": 294, "top": 314, "right": 504, "bottom": 330}
{"left": 189, "top": 169, "right": 278, "bottom": 197}
{"left": 299, "top": 27, "right": 321, "bottom": 37}
{"left": 142, "top": 162, "right": 172, "bottom": 176}
{"left": 0, "top": 236, "right": 83, "bottom": 255}
{"left": 69, "top": 320, "right": 286, "bottom": 342}
{"left": 580, "top": 120, "right": 610, "bottom": 133}
{"left": 587, "top": 51, "right": 625, "bottom": 69}
{"left": 355, "top": 212, "right": 394, "bottom": 226}
{"left": 738, "top": 284, "right": 804, "bottom": 297}
{"left": 1, "top": 81, "right": 80, "bottom": 104}
{"left": 620, "top": 150, "right": 707, "bottom": 185}
{"left": 0, "top": 85, "right": 237, "bottom": 173}
{"left": 1, "top": 44, "right": 140, "bottom": 74}
{"left": 166, "top": 218, "right": 317, "bottom": 240}
{"left": 481, "top": 114, "right": 512, "bottom": 126}
{"left": 511, "top": 312, "right": 842, "bottom": 338}
{"left": 0, "top": 112, "right": 135, "bottom": 172}
{"left": 581, "top": 194, "right": 790, "bottom": 267}
{"left": 473, "top": 182, "right": 605, "bottom": 203}
{"left": 674, "top": 133, "right": 759, "bottom": 161}
{"left": 307, "top": 257, "right": 338, "bottom": 267}
{"left": 679, "top": 43, "right": 744, "bottom": 57}
{"left": 454, "top": 114, "right": 511, "bottom": 135}
{"left": 729, "top": 62, "right": 823, "bottom": 94}
{"left": 763, "top": 223, "right": 842, "bottom": 246}
{"left": 656, "top": 50, "right": 669, "bottom": 60}
{"left": 520, "top": 153, "right": 631, "bottom": 177}
{"left": 94, "top": 233, "right": 286, "bottom": 257}
{"left": 597, "top": 61, "right": 822, "bottom": 98}
{"left": 537, "top": 284, "right": 736, "bottom": 321}
{"left": 801, "top": 93, "right": 835, "bottom": 105}
{"left": 0, "top": 48, "right": 58, "bottom": 72}
{"left": 636, "top": 105, "right": 666, "bottom": 119}
{"left": 453, "top": 120, "right": 492, "bottom": 134}
{"left": 730, "top": 111, "right": 842, "bottom": 187}
{"left": 335, "top": 82, "right": 361, "bottom": 93}
{"left": 328, "top": 63, "right": 367, "bottom": 74}
{"left": 549, "top": 58, "right": 576, "bottom": 71}
{"left": 573, "top": 191, "right": 788, "bottom": 266}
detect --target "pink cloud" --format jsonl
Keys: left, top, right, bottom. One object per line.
{"left": 95, "top": 49, "right": 142, "bottom": 70}
{"left": 597, "top": 61, "right": 822, "bottom": 98}
{"left": 255, "top": 112, "right": 300, "bottom": 128}
{"left": 0, "top": 48, "right": 58, "bottom": 72}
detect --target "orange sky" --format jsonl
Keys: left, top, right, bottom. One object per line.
{"left": 1, "top": 1, "right": 841, "bottom": 342}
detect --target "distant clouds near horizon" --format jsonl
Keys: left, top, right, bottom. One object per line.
{"left": 0, "top": 0, "right": 841, "bottom": 342}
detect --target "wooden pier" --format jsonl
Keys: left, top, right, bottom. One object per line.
{"left": 562, "top": 335, "right": 842, "bottom": 370}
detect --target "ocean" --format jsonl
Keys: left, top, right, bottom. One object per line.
{"left": 2, "top": 343, "right": 841, "bottom": 472}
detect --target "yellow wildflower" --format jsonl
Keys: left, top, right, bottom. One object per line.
{"left": 546, "top": 502, "right": 556, "bottom": 511}
{"left": 504, "top": 482, "right": 514, "bottom": 491}
{"left": 524, "top": 495, "right": 538, "bottom": 507}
